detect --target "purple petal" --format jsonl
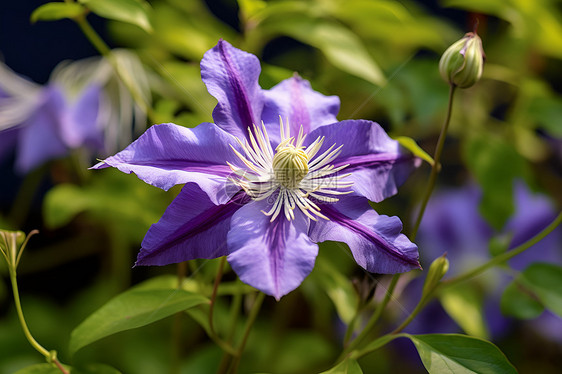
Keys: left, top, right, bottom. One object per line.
{"left": 506, "top": 181, "right": 562, "bottom": 270}
{"left": 416, "top": 185, "right": 492, "bottom": 273}
{"left": 227, "top": 200, "right": 319, "bottom": 300}
{"left": 309, "top": 196, "right": 420, "bottom": 273}
{"left": 262, "top": 75, "right": 340, "bottom": 143}
{"left": 15, "top": 86, "right": 67, "bottom": 173}
{"left": 307, "top": 120, "right": 421, "bottom": 202}
{"left": 61, "top": 84, "right": 104, "bottom": 150}
{"left": 201, "top": 39, "right": 263, "bottom": 140}
{"left": 136, "top": 184, "right": 247, "bottom": 266}
{"left": 92, "top": 123, "right": 241, "bottom": 204}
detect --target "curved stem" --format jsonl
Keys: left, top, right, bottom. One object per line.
{"left": 339, "top": 274, "right": 400, "bottom": 361}
{"left": 229, "top": 292, "right": 266, "bottom": 374}
{"left": 337, "top": 84, "right": 457, "bottom": 361}
{"left": 209, "top": 256, "right": 227, "bottom": 336}
{"left": 73, "top": 15, "right": 156, "bottom": 123}
{"left": 411, "top": 84, "right": 457, "bottom": 239}
{"left": 389, "top": 291, "right": 433, "bottom": 335}
{"left": 390, "top": 210, "right": 562, "bottom": 335}
{"left": 442, "top": 211, "right": 562, "bottom": 287}
{"left": 10, "top": 269, "right": 68, "bottom": 374}
{"left": 171, "top": 262, "right": 188, "bottom": 374}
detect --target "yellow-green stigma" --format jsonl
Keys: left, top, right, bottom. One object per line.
{"left": 272, "top": 143, "right": 309, "bottom": 189}
{"left": 227, "top": 118, "right": 353, "bottom": 222}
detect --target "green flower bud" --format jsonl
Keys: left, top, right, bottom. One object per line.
{"left": 0, "top": 229, "right": 38, "bottom": 270}
{"left": 422, "top": 254, "right": 449, "bottom": 298}
{"left": 439, "top": 32, "right": 485, "bottom": 88}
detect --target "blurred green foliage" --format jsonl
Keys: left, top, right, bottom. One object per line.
{"left": 2, "top": 0, "right": 562, "bottom": 373}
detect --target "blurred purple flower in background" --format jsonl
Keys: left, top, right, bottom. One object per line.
{"left": 0, "top": 50, "right": 149, "bottom": 174}
{"left": 403, "top": 181, "right": 562, "bottom": 340}
{"left": 94, "top": 40, "right": 421, "bottom": 300}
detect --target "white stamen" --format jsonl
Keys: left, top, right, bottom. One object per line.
{"left": 229, "top": 117, "right": 352, "bottom": 221}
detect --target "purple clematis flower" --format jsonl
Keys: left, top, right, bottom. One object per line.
{"left": 93, "top": 40, "right": 421, "bottom": 299}
{"left": 0, "top": 63, "right": 103, "bottom": 173}
{"left": 0, "top": 51, "right": 149, "bottom": 174}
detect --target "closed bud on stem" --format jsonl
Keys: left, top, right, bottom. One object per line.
{"left": 422, "top": 254, "right": 449, "bottom": 298}
{"left": 439, "top": 32, "right": 485, "bottom": 88}
{"left": 0, "top": 229, "right": 38, "bottom": 271}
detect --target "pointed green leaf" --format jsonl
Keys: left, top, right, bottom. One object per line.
{"left": 79, "top": 0, "right": 152, "bottom": 33}
{"left": 43, "top": 172, "right": 170, "bottom": 242}
{"left": 309, "top": 255, "right": 359, "bottom": 324}
{"left": 259, "top": 15, "right": 385, "bottom": 86}
{"left": 395, "top": 136, "right": 434, "bottom": 166}
{"left": 519, "top": 262, "right": 562, "bottom": 317}
{"left": 69, "top": 282, "right": 208, "bottom": 355}
{"left": 31, "top": 3, "right": 84, "bottom": 23}
{"left": 439, "top": 283, "right": 489, "bottom": 338}
{"left": 320, "top": 359, "right": 363, "bottom": 374}
{"left": 407, "top": 333, "right": 517, "bottom": 374}
{"left": 500, "top": 279, "right": 544, "bottom": 319}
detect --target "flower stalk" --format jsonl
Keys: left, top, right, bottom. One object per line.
{"left": 339, "top": 273, "right": 400, "bottom": 361}
{"left": 227, "top": 292, "right": 266, "bottom": 374}
{"left": 1, "top": 230, "right": 68, "bottom": 374}
{"left": 411, "top": 84, "right": 456, "bottom": 239}
{"left": 72, "top": 14, "right": 156, "bottom": 123}
{"left": 209, "top": 256, "right": 227, "bottom": 335}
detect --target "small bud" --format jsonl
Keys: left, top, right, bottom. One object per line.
{"left": 0, "top": 229, "right": 38, "bottom": 270}
{"left": 439, "top": 32, "right": 485, "bottom": 88}
{"left": 422, "top": 254, "right": 449, "bottom": 297}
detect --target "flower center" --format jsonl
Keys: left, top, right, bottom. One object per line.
{"left": 272, "top": 144, "right": 309, "bottom": 189}
{"left": 227, "top": 118, "right": 352, "bottom": 222}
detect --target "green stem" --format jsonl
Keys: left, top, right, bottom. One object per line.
{"left": 209, "top": 256, "right": 227, "bottom": 336}
{"left": 337, "top": 84, "right": 458, "bottom": 361}
{"left": 228, "top": 292, "right": 266, "bottom": 374}
{"left": 442, "top": 211, "right": 562, "bottom": 287}
{"left": 389, "top": 291, "right": 434, "bottom": 335}
{"left": 73, "top": 15, "right": 156, "bottom": 123}
{"left": 75, "top": 15, "right": 111, "bottom": 56}
{"left": 339, "top": 274, "right": 400, "bottom": 361}
{"left": 171, "top": 262, "right": 188, "bottom": 374}
{"left": 217, "top": 285, "right": 244, "bottom": 373}
{"left": 390, "top": 210, "right": 562, "bottom": 335}
{"left": 9, "top": 269, "right": 68, "bottom": 374}
{"left": 411, "top": 84, "right": 457, "bottom": 239}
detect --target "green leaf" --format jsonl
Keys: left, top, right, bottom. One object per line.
{"left": 320, "top": 359, "right": 363, "bottom": 374}
{"left": 527, "top": 96, "right": 562, "bottom": 137}
{"left": 14, "top": 365, "right": 69, "bottom": 374}
{"left": 309, "top": 255, "right": 359, "bottom": 324}
{"left": 464, "top": 135, "right": 527, "bottom": 230}
{"left": 500, "top": 280, "right": 544, "bottom": 319}
{"left": 79, "top": 0, "right": 152, "bottom": 32}
{"left": 14, "top": 364, "right": 121, "bottom": 374}
{"left": 519, "top": 263, "right": 562, "bottom": 317}
{"left": 258, "top": 14, "right": 385, "bottom": 86}
{"left": 69, "top": 282, "right": 208, "bottom": 355}
{"left": 439, "top": 283, "right": 489, "bottom": 338}
{"left": 43, "top": 172, "right": 170, "bottom": 242}
{"left": 30, "top": 2, "right": 84, "bottom": 23}
{"left": 395, "top": 136, "right": 434, "bottom": 166}
{"left": 407, "top": 333, "right": 517, "bottom": 374}
{"left": 71, "top": 364, "right": 123, "bottom": 374}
